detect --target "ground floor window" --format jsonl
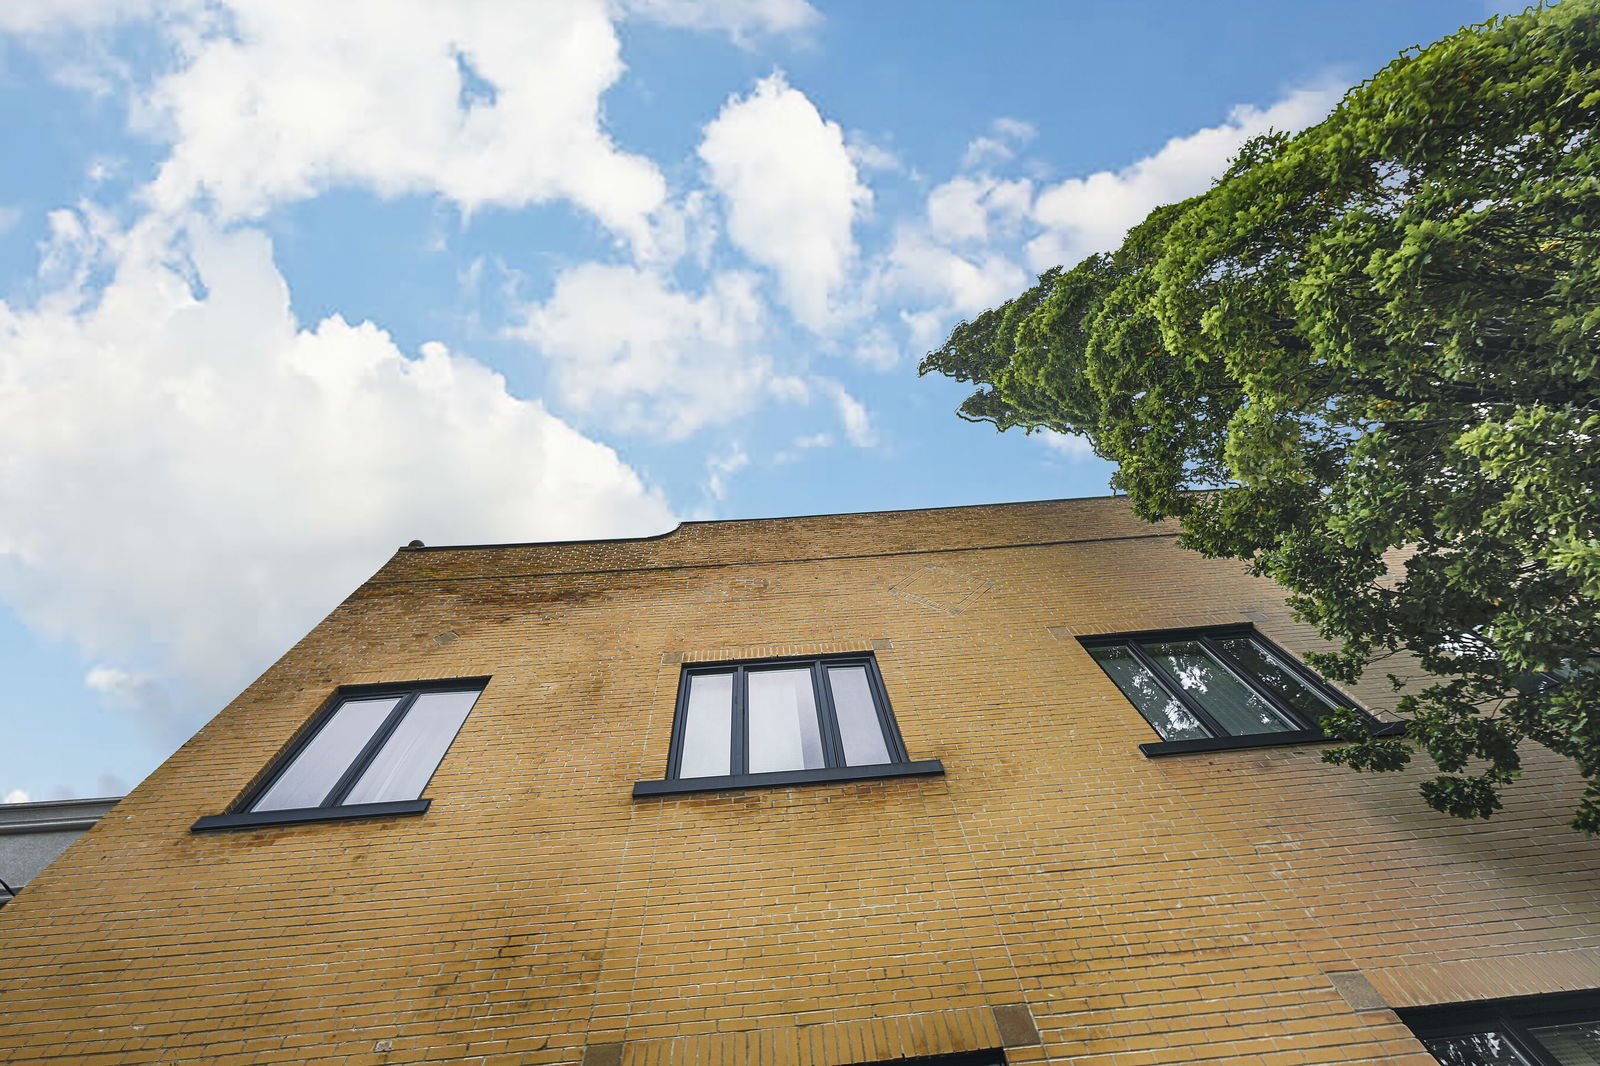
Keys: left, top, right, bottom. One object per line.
{"left": 1403, "top": 993, "right": 1600, "bottom": 1065}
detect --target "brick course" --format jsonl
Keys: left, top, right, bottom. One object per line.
{"left": 1, "top": 496, "right": 1595, "bottom": 1064}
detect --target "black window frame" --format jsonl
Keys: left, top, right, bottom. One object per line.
{"left": 844, "top": 1054, "right": 1006, "bottom": 1066}
{"left": 1401, "top": 991, "right": 1600, "bottom": 1065}
{"left": 1079, "top": 624, "right": 1398, "bottom": 757}
{"left": 632, "top": 652, "right": 943, "bottom": 797}
{"left": 192, "top": 676, "right": 489, "bottom": 832}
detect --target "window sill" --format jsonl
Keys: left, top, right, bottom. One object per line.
{"left": 632, "top": 759, "right": 945, "bottom": 798}
{"left": 1140, "top": 720, "right": 1405, "bottom": 757}
{"left": 190, "top": 798, "right": 431, "bottom": 833}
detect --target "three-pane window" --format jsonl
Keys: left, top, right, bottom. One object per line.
{"left": 1081, "top": 626, "right": 1350, "bottom": 742}
{"left": 670, "top": 655, "right": 909, "bottom": 780}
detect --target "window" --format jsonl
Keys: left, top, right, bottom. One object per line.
{"left": 192, "top": 679, "right": 485, "bottom": 831}
{"left": 632, "top": 654, "right": 943, "bottom": 797}
{"left": 846, "top": 1054, "right": 1005, "bottom": 1066}
{"left": 1081, "top": 625, "right": 1375, "bottom": 755}
{"left": 1403, "top": 994, "right": 1600, "bottom": 1065}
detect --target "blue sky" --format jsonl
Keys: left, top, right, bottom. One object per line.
{"left": 0, "top": 0, "right": 1520, "bottom": 802}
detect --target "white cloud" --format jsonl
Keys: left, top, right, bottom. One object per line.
{"left": 851, "top": 325, "right": 901, "bottom": 370}
{"left": 703, "top": 442, "right": 751, "bottom": 502}
{"left": 620, "top": 0, "right": 819, "bottom": 43}
{"left": 961, "top": 116, "right": 1036, "bottom": 170}
{"left": 815, "top": 378, "right": 876, "bottom": 448}
{"left": 85, "top": 665, "right": 180, "bottom": 733}
{"left": 517, "top": 262, "right": 798, "bottom": 439}
{"left": 1038, "top": 430, "right": 1095, "bottom": 459}
{"left": 880, "top": 226, "right": 1030, "bottom": 343}
{"left": 132, "top": 0, "right": 666, "bottom": 250}
{"left": 2, "top": 788, "right": 28, "bottom": 805}
{"left": 699, "top": 73, "right": 870, "bottom": 330}
{"left": 926, "top": 175, "right": 1033, "bottom": 245}
{"left": 0, "top": 212, "right": 674, "bottom": 717}
{"left": 846, "top": 130, "right": 904, "bottom": 175}
{"left": 0, "top": 0, "right": 173, "bottom": 34}
{"left": 1027, "top": 85, "right": 1341, "bottom": 270}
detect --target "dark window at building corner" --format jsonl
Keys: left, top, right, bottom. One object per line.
{"left": 845, "top": 1053, "right": 1007, "bottom": 1066}
{"left": 1402, "top": 993, "right": 1600, "bottom": 1065}
{"left": 634, "top": 653, "right": 944, "bottom": 796}
{"left": 1080, "top": 624, "right": 1365, "bottom": 751}
{"left": 193, "top": 679, "right": 485, "bottom": 831}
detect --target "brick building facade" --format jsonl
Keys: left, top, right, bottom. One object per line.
{"left": 2, "top": 496, "right": 1597, "bottom": 1064}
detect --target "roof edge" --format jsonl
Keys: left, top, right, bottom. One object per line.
{"left": 398, "top": 494, "right": 1123, "bottom": 554}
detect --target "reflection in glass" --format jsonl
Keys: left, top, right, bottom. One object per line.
{"left": 1088, "top": 646, "right": 1209, "bottom": 741}
{"left": 677, "top": 673, "right": 733, "bottom": 778}
{"left": 1217, "top": 636, "right": 1340, "bottom": 725}
{"left": 252, "top": 697, "right": 401, "bottom": 811}
{"left": 1530, "top": 1020, "right": 1600, "bottom": 1064}
{"left": 344, "top": 690, "right": 480, "bottom": 804}
{"left": 747, "top": 668, "right": 825, "bottom": 773}
{"left": 828, "top": 665, "right": 891, "bottom": 766}
{"left": 1422, "top": 1032, "right": 1535, "bottom": 1065}
{"left": 1142, "top": 640, "right": 1298, "bottom": 736}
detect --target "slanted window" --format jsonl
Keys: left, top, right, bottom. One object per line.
{"left": 1081, "top": 625, "right": 1372, "bottom": 756}
{"left": 1402, "top": 993, "right": 1600, "bottom": 1065}
{"left": 633, "top": 654, "right": 944, "bottom": 797}
{"left": 193, "top": 679, "right": 486, "bottom": 831}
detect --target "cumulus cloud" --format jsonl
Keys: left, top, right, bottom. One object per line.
{"left": 620, "top": 0, "right": 819, "bottom": 43}
{"left": 1027, "top": 85, "right": 1341, "bottom": 270}
{"left": 879, "top": 227, "right": 1030, "bottom": 347}
{"left": 1038, "top": 430, "right": 1096, "bottom": 459}
{"left": 2, "top": 788, "right": 28, "bottom": 804}
{"left": 517, "top": 263, "right": 805, "bottom": 439}
{"left": 926, "top": 176, "right": 1033, "bottom": 245}
{"left": 0, "top": 212, "right": 673, "bottom": 714}
{"left": 877, "top": 86, "right": 1341, "bottom": 357}
{"left": 130, "top": 0, "right": 666, "bottom": 250}
{"left": 699, "top": 73, "right": 870, "bottom": 330}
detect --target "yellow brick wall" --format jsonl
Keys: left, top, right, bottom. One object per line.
{"left": 2, "top": 496, "right": 1596, "bottom": 1065}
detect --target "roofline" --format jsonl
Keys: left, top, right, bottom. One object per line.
{"left": 399, "top": 493, "right": 1123, "bottom": 554}
{"left": 0, "top": 793, "right": 120, "bottom": 809}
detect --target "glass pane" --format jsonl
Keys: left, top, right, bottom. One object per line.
{"left": 1088, "top": 646, "right": 1210, "bottom": 741}
{"left": 1142, "top": 640, "right": 1299, "bottom": 736}
{"left": 343, "top": 690, "right": 480, "bottom": 805}
{"left": 251, "top": 697, "right": 401, "bottom": 812}
{"left": 1422, "top": 1032, "right": 1535, "bottom": 1065}
{"left": 828, "top": 666, "right": 892, "bottom": 766}
{"left": 1216, "top": 636, "right": 1341, "bottom": 725}
{"left": 677, "top": 673, "right": 732, "bottom": 778}
{"left": 747, "top": 667, "right": 825, "bottom": 773}
{"left": 1530, "top": 1020, "right": 1600, "bottom": 1065}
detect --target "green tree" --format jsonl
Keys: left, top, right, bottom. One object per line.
{"left": 921, "top": 1, "right": 1600, "bottom": 830}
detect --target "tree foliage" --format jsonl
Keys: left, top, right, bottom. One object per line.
{"left": 920, "top": 2, "right": 1600, "bottom": 830}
